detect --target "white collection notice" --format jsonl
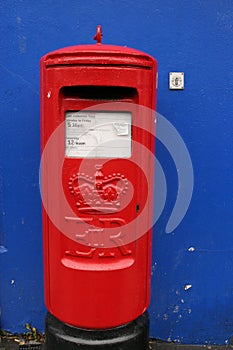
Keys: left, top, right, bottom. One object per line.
{"left": 65, "top": 111, "right": 132, "bottom": 158}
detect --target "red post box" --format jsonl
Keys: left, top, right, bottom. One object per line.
{"left": 40, "top": 27, "right": 157, "bottom": 350}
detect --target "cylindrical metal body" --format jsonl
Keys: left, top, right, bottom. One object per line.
{"left": 40, "top": 37, "right": 157, "bottom": 349}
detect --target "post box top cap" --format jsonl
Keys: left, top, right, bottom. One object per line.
{"left": 42, "top": 44, "right": 155, "bottom": 59}
{"left": 41, "top": 43, "right": 156, "bottom": 68}
{"left": 41, "top": 25, "right": 157, "bottom": 68}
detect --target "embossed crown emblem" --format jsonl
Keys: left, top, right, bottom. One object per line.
{"left": 68, "top": 165, "right": 128, "bottom": 212}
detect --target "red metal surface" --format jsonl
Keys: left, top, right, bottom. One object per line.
{"left": 93, "top": 25, "right": 103, "bottom": 43}
{"left": 40, "top": 38, "right": 157, "bottom": 329}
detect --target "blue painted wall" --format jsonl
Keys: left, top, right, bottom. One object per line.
{"left": 0, "top": 0, "right": 232, "bottom": 345}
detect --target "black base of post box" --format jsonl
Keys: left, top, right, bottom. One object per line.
{"left": 45, "top": 311, "right": 149, "bottom": 350}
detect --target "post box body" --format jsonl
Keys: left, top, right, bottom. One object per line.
{"left": 40, "top": 44, "right": 157, "bottom": 329}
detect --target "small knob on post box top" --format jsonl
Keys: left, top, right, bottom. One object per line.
{"left": 93, "top": 25, "right": 103, "bottom": 44}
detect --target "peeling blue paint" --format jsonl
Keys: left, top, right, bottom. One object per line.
{"left": 0, "top": 246, "right": 8, "bottom": 254}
